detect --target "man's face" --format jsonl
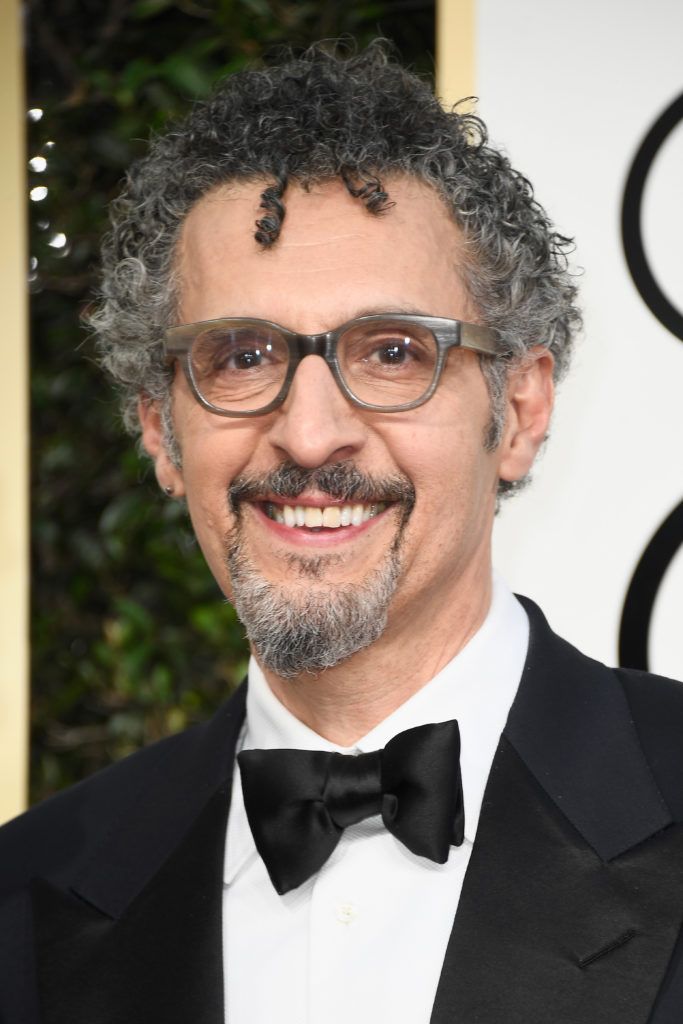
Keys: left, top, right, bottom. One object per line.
{"left": 141, "top": 176, "right": 551, "bottom": 674}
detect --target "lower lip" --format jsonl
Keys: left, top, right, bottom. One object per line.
{"left": 250, "top": 503, "right": 392, "bottom": 546}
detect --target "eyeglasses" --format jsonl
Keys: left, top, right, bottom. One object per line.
{"left": 164, "top": 313, "right": 500, "bottom": 417}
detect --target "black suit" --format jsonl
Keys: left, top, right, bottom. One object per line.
{"left": 2, "top": 598, "right": 683, "bottom": 1023}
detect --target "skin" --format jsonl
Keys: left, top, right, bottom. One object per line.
{"left": 140, "top": 176, "right": 554, "bottom": 744}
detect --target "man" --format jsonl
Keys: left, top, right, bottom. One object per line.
{"left": 2, "top": 42, "right": 683, "bottom": 1024}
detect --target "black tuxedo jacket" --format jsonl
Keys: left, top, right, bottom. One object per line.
{"left": 2, "top": 599, "right": 683, "bottom": 1024}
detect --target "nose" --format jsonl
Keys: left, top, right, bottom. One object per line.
{"left": 267, "top": 355, "right": 367, "bottom": 468}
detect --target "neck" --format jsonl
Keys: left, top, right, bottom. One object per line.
{"left": 259, "top": 563, "right": 493, "bottom": 745}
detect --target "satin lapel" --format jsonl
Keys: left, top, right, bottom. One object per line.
{"left": 431, "top": 738, "right": 683, "bottom": 1024}
{"left": 34, "top": 787, "right": 230, "bottom": 1024}
{"left": 33, "top": 685, "right": 246, "bottom": 1024}
{"left": 432, "top": 602, "right": 683, "bottom": 1024}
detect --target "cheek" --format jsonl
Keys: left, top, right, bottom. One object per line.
{"left": 184, "top": 483, "right": 231, "bottom": 587}
{"left": 182, "top": 444, "right": 231, "bottom": 529}
{"left": 385, "top": 404, "right": 491, "bottom": 499}
{"left": 385, "top": 407, "right": 498, "bottom": 560}
{"left": 174, "top": 421, "right": 258, "bottom": 573}
{"left": 177, "top": 408, "right": 263, "bottom": 498}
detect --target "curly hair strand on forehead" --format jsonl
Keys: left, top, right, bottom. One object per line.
{"left": 255, "top": 167, "right": 288, "bottom": 247}
{"left": 89, "top": 39, "right": 581, "bottom": 499}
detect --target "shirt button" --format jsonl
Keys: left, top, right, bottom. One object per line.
{"left": 336, "top": 901, "right": 358, "bottom": 925}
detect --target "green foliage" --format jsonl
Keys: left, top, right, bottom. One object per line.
{"left": 27, "top": 0, "right": 434, "bottom": 803}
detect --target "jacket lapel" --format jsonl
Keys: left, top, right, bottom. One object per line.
{"left": 33, "top": 685, "right": 246, "bottom": 1024}
{"left": 432, "top": 600, "right": 683, "bottom": 1024}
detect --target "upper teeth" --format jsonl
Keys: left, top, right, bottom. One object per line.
{"left": 268, "top": 502, "right": 385, "bottom": 528}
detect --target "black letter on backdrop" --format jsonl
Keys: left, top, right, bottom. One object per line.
{"left": 619, "top": 92, "right": 683, "bottom": 670}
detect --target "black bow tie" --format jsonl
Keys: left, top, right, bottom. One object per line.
{"left": 237, "top": 720, "right": 465, "bottom": 895}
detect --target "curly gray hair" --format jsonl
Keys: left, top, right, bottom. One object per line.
{"left": 90, "top": 41, "right": 581, "bottom": 496}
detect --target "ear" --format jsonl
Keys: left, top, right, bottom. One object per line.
{"left": 498, "top": 348, "right": 555, "bottom": 484}
{"left": 138, "top": 396, "right": 186, "bottom": 498}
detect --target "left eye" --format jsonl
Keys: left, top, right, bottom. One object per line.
{"left": 369, "top": 339, "right": 413, "bottom": 365}
{"left": 358, "top": 333, "right": 427, "bottom": 369}
{"left": 339, "top": 321, "right": 438, "bottom": 382}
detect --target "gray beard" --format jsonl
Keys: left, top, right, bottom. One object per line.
{"left": 224, "top": 461, "right": 414, "bottom": 678}
{"left": 225, "top": 528, "right": 405, "bottom": 679}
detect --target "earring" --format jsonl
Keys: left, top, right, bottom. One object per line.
{"left": 163, "top": 484, "right": 174, "bottom": 496}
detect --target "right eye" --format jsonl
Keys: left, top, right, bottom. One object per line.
{"left": 193, "top": 329, "right": 285, "bottom": 377}
{"left": 228, "top": 347, "right": 263, "bottom": 370}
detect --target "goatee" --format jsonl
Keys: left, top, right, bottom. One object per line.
{"left": 225, "top": 462, "right": 415, "bottom": 678}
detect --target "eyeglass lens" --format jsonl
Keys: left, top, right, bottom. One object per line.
{"left": 188, "top": 320, "right": 440, "bottom": 412}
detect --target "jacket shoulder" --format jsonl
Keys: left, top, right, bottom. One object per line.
{"left": 0, "top": 685, "right": 245, "bottom": 898}
{"left": 0, "top": 726, "right": 196, "bottom": 897}
{"left": 616, "top": 665, "right": 683, "bottom": 820}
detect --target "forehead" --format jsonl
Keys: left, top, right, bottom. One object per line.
{"left": 175, "top": 176, "right": 473, "bottom": 328}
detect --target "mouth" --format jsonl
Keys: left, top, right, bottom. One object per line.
{"left": 229, "top": 462, "right": 415, "bottom": 545}
{"left": 261, "top": 500, "right": 388, "bottom": 531}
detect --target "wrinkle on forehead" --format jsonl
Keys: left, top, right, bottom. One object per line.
{"left": 276, "top": 232, "right": 365, "bottom": 249}
{"left": 175, "top": 176, "right": 475, "bottom": 327}
{"left": 180, "top": 174, "right": 457, "bottom": 253}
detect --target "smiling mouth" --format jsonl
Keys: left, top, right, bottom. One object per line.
{"left": 262, "top": 500, "right": 388, "bottom": 530}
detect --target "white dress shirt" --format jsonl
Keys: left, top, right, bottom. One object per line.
{"left": 223, "top": 577, "right": 529, "bottom": 1024}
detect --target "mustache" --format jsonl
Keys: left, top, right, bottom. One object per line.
{"left": 229, "top": 461, "right": 416, "bottom": 512}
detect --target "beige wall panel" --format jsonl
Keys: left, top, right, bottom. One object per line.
{"left": 436, "top": 0, "right": 475, "bottom": 107}
{"left": 0, "top": 0, "right": 29, "bottom": 823}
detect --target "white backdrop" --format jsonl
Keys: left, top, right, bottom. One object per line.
{"left": 477, "top": 0, "right": 683, "bottom": 677}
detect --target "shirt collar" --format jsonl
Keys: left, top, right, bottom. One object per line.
{"left": 225, "top": 575, "right": 528, "bottom": 882}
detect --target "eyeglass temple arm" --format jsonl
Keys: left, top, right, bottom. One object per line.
{"left": 457, "top": 322, "right": 499, "bottom": 356}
